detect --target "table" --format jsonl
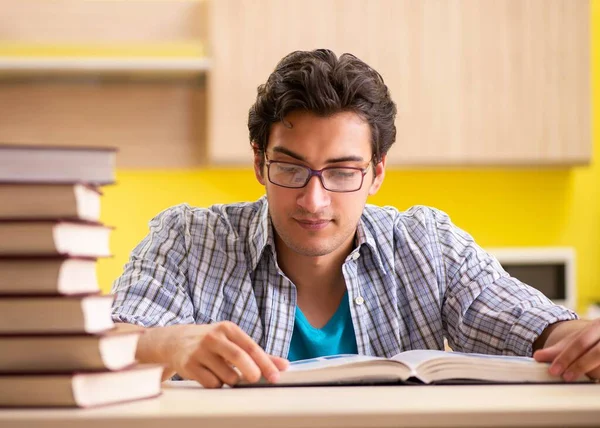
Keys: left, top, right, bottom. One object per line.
{"left": 1, "top": 381, "right": 600, "bottom": 427}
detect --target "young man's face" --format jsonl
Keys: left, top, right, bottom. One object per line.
{"left": 254, "top": 110, "right": 386, "bottom": 259}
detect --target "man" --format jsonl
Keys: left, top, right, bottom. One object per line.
{"left": 112, "top": 49, "right": 599, "bottom": 388}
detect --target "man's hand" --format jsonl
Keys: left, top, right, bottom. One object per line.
{"left": 118, "top": 321, "right": 288, "bottom": 388}
{"left": 533, "top": 319, "right": 600, "bottom": 381}
{"left": 170, "top": 321, "right": 288, "bottom": 388}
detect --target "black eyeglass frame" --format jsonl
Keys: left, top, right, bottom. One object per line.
{"left": 264, "top": 156, "right": 372, "bottom": 193}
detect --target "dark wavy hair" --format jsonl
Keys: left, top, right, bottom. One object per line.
{"left": 248, "top": 49, "right": 397, "bottom": 168}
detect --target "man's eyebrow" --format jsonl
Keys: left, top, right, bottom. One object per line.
{"left": 272, "top": 146, "right": 306, "bottom": 161}
{"left": 326, "top": 155, "right": 366, "bottom": 163}
{"left": 271, "top": 146, "right": 366, "bottom": 163}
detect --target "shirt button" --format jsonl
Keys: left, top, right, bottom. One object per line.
{"left": 351, "top": 252, "right": 360, "bottom": 261}
{"left": 354, "top": 296, "right": 365, "bottom": 305}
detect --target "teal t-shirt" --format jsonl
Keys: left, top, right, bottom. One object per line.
{"left": 287, "top": 291, "right": 358, "bottom": 361}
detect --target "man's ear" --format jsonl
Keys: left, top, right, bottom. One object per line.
{"left": 368, "top": 154, "right": 386, "bottom": 196}
{"left": 252, "top": 143, "right": 267, "bottom": 185}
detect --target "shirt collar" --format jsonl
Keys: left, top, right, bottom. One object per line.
{"left": 354, "top": 214, "right": 388, "bottom": 274}
{"left": 248, "top": 196, "right": 276, "bottom": 271}
{"left": 247, "top": 197, "right": 387, "bottom": 275}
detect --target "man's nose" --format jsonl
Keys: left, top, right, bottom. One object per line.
{"left": 296, "top": 175, "right": 331, "bottom": 213}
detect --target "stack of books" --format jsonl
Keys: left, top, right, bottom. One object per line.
{"left": 0, "top": 144, "right": 162, "bottom": 408}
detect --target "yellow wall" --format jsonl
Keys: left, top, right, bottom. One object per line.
{"left": 99, "top": 4, "right": 600, "bottom": 313}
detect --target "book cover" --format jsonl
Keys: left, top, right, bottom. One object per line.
{"left": 0, "top": 330, "right": 141, "bottom": 372}
{"left": 0, "top": 144, "right": 117, "bottom": 185}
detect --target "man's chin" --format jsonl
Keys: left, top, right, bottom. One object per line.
{"left": 286, "top": 239, "right": 334, "bottom": 257}
{"left": 292, "top": 247, "right": 333, "bottom": 257}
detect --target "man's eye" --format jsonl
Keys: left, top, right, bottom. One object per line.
{"left": 330, "top": 170, "right": 356, "bottom": 178}
{"left": 278, "top": 165, "right": 302, "bottom": 173}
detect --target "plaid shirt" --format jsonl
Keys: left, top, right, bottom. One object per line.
{"left": 111, "top": 196, "right": 577, "bottom": 358}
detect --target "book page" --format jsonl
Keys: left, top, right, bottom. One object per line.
{"left": 391, "top": 350, "right": 537, "bottom": 370}
{"left": 286, "top": 354, "right": 385, "bottom": 372}
{"left": 390, "top": 349, "right": 451, "bottom": 369}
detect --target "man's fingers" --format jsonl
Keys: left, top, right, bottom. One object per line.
{"left": 201, "top": 321, "right": 284, "bottom": 384}
{"left": 185, "top": 364, "right": 224, "bottom": 389}
{"left": 218, "top": 322, "right": 280, "bottom": 383}
{"left": 241, "top": 343, "right": 282, "bottom": 383}
{"left": 550, "top": 327, "right": 600, "bottom": 378}
{"left": 212, "top": 336, "right": 262, "bottom": 382}
{"left": 533, "top": 342, "right": 563, "bottom": 362}
{"left": 200, "top": 354, "right": 242, "bottom": 386}
{"left": 269, "top": 355, "right": 290, "bottom": 371}
{"left": 561, "top": 344, "right": 600, "bottom": 381}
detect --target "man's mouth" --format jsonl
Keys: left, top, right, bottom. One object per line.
{"left": 294, "top": 219, "right": 331, "bottom": 230}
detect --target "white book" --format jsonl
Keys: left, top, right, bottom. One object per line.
{"left": 247, "top": 350, "right": 591, "bottom": 386}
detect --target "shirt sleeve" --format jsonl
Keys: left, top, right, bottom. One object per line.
{"left": 433, "top": 209, "right": 578, "bottom": 357}
{"left": 110, "top": 205, "right": 196, "bottom": 327}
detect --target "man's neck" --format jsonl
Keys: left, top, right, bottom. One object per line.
{"left": 275, "top": 236, "right": 353, "bottom": 296}
{"left": 274, "top": 232, "right": 356, "bottom": 328}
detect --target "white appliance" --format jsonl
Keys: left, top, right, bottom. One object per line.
{"left": 486, "top": 247, "right": 576, "bottom": 311}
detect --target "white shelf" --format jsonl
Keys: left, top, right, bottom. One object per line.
{"left": 0, "top": 57, "right": 211, "bottom": 74}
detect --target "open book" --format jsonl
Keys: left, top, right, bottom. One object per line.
{"left": 255, "top": 350, "right": 591, "bottom": 386}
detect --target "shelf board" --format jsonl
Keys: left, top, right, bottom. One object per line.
{"left": 0, "top": 57, "right": 211, "bottom": 74}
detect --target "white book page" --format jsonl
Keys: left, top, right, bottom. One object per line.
{"left": 390, "top": 349, "right": 452, "bottom": 369}
{"left": 391, "top": 350, "right": 536, "bottom": 367}
{"left": 454, "top": 352, "right": 536, "bottom": 363}
{"left": 286, "top": 354, "right": 386, "bottom": 372}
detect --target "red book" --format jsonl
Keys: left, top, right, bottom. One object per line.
{"left": 0, "top": 220, "right": 111, "bottom": 258}
{"left": 0, "top": 143, "right": 116, "bottom": 185}
{"left": 0, "top": 330, "right": 142, "bottom": 373}
{"left": 0, "top": 364, "right": 163, "bottom": 408}
{"left": 0, "top": 295, "right": 115, "bottom": 334}
{"left": 0, "top": 183, "right": 102, "bottom": 222}
{"left": 0, "top": 256, "right": 100, "bottom": 296}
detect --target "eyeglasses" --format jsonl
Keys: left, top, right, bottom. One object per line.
{"left": 265, "top": 157, "right": 371, "bottom": 193}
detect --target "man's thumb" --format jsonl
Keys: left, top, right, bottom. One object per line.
{"left": 533, "top": 342, "right": 563, "bottom": 362}
{"left": 269, "top": 355, "right": 290, "bottom": 371}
